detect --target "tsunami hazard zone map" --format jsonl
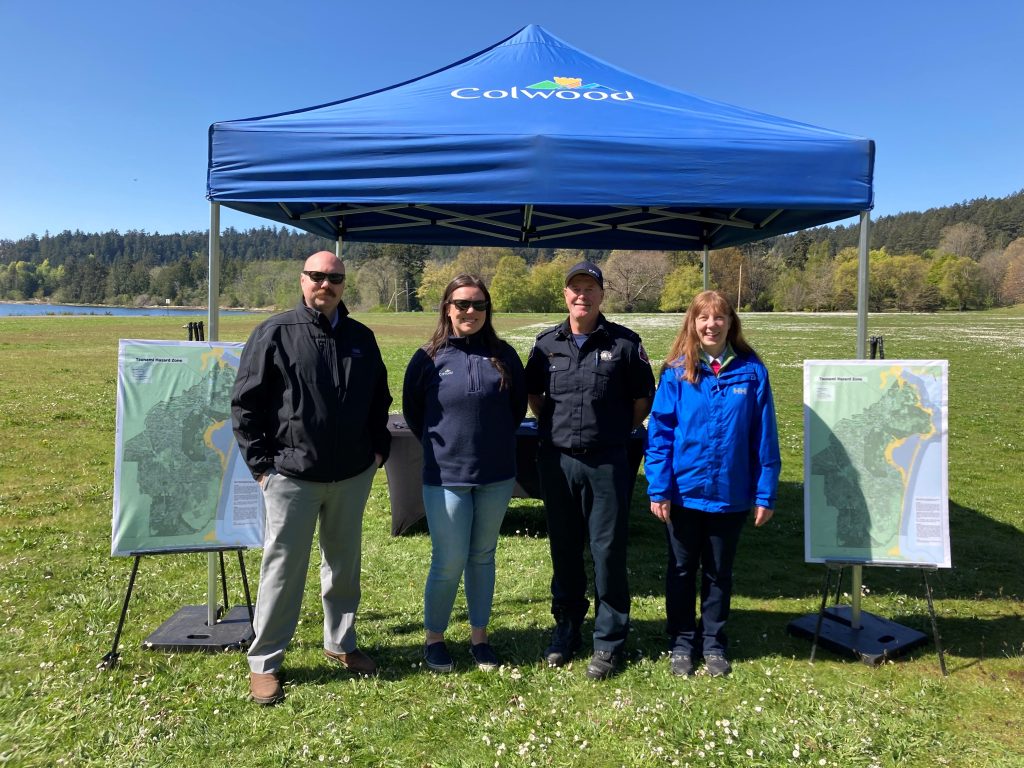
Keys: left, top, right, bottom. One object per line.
{"left": 112, "top": 340, "right": 264, "bottom": 555}
{"left": 803, "top": 360, "right": 950, "bottom": 567}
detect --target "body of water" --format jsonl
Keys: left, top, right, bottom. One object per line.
{"left": 0, "top": 302, "right": 259, "bottom": 317}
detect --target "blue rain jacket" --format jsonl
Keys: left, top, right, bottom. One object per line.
{"left": 645, "top": 353, "right": 780, "bottom": 512}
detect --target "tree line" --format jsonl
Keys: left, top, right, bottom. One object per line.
{"left": 2, "top": 191, "right": 1022, "bottom": 311}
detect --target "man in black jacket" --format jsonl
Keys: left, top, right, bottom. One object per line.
{"left": 232, "top": 250, "right": 392, "bottom": 705}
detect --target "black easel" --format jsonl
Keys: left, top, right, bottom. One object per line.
{"left": 100, "top": 547, "right": 254, "bottom": 669}
{"left": 789, "top": 335, "right": 948, "bottom": 674}
{"left": 789, "top": 563, "right": 947, "bottom": 674}
{"left": 100, "top": 322, "right": 256, "bottom": 669}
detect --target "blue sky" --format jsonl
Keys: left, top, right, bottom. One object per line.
{"left": 2, "top": 1, "right": 1021, "bottom": 240}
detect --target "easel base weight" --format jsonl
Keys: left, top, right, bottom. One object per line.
{"left": 787, "top": 606, "right": 929, "bottom": 665}
{"left": 143, "top": 605, "right": 253, "bottom": 653}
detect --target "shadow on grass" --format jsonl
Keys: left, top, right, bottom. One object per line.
{"left": 276, "top": 592, "right": 1021, "bottom": 686}
{"left": 628, "top": 482, "right": 1024, "bottom": 603}
{"left": 384, "top": 481, "right": 1023, "bottom": 675}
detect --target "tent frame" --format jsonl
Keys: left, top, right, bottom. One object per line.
{"left": 205, "top": 201, "right": 871, "bottom": 354}
{"left": 287, "top": 202, "right": 775, "bottom": 246}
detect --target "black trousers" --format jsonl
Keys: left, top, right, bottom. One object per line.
{"left": 665, "top": 506, "right": 748, "bottom": 657}
{"left": 536, "top": 443, "right": 632, "bottom": 653}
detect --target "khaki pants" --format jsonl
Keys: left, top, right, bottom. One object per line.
{"left": 247, "top": 462, "right": 376, "bottom": 674}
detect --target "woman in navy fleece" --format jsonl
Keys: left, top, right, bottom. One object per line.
{"left": 402, "top": 274, "right": 527, "bottom": 673}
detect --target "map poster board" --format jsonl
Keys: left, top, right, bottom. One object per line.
{"left": 803, "top": 360, "right": 950, "bottom": 568}
{"left": 112, "top": 340, "right": 264, "bottom": 556}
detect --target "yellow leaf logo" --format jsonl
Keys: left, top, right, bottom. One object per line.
{"left": 553, "top": 77, "right": 582, "bottom": 89}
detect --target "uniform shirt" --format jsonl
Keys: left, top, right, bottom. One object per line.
{"left": 525, "top": 314, "right": 654, "bottom": 451}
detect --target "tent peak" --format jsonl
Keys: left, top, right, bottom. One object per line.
{"left": 208, "top": 24, "right": 874, "bottom": 249}
{"left": 501, "top": 24, "right": 573, "bottom": 49}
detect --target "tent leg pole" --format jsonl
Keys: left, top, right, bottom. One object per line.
{"left": 208, "top": 202, "right": 221, "bottom": 343}
{"left": 855, "top": 211, "right": 871, "bottom": 359}
{"left": 850, "top": 564, "right": 863, "bottom": 630}
{"left": 336, "top": 235, "right": 343, "bottom": 259}
{"left": 206, "top": 201, "right": 222, "bottom": 629}
{"left": 207, "top": 551, "right": 219, "bottom": 625}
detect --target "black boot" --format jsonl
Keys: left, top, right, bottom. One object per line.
{"left": 544, "top": 615, "right": 582, "bottom": 667}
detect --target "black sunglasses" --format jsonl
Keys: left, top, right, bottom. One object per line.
{"left": 303, "top": 270, "right": 346, "bottom": 285}
{"left": 450, "top": 299, "right": 489, "bottom": 311}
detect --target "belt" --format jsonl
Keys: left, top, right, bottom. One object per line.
{"left": 552, "top": 444, "right": 602, "bottom": 456}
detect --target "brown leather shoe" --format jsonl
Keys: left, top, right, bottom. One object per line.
{"left": 324, "top": 647, "right": 378, "bottom": 676}
{"left": 249, "top": 671, "right": 284, "bottom": 705}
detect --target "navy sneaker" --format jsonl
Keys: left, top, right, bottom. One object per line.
{"left": 424, "top": 641, "right": 454, "bottom": 673}
{"left": 585, "top": 649, "right": 622, "bottom": 680}
{"left": 470, "top": 642, "right": 500, "bottom": 671}
{"left": 705, "top": 654, "right": 732, "bottom": 677}
{"left": 669, "top": 653, "right": 694, "bottom": 677}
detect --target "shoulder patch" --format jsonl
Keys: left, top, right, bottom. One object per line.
{"left": 638, "top": 343, "right": 651, "bottom": 365}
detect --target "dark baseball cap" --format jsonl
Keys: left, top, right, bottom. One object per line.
{"left": 565, "top": 261, "right": 603, "bottom": 289}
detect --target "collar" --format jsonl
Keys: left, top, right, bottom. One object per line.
{"left": 446, "top": 332, "right": 486, "bottom": 347}
{"left": 555, "top": 313, "right": 608, "bottom": 340}
{"left": 700, "top": 343, "right": 736, "bottom": 371}
{"left": 299, "top": 298, "right": 349, "bottom": 328}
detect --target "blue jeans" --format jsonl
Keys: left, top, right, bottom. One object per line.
{"left": 423, "top": 478, "right": 516, "bottom": 633}
{"left": 665, "top": 506, "right": 748, "bottom": 658}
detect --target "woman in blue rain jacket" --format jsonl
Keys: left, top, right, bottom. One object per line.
{"left": 645, "top": 290, "right": 780, "bottom": 678}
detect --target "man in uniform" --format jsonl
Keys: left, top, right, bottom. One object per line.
{"left": 525, "top": 261, "right": 654, "bottom": 680}
{"left": 232, "top": 250, "right": 392, "bottom": 705}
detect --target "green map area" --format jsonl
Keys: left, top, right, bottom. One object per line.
{"left": 122, "top": 359, "right": 233, "bottom": 536}
{"left": 112, "top": 340, "right": 264, "bottom": 555}
{"left": 803, "top": 361, "right": 949, "bottom": 567}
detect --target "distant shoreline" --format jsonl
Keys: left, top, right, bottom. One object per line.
{"left": 0, "top": 299, "right": 272, "bottom": 312}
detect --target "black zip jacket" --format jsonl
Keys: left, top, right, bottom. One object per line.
{"left": 231, "top": 299, "right": 392, "bottom": 482}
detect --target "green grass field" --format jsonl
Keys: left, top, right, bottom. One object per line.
{"left": 0, "top": 310, "right": 1022, "bottom": 767}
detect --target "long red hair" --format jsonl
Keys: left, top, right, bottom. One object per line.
{"left": 663, "top": 290, "right": 758, "bottom": 383}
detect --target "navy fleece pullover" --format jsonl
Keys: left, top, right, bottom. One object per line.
{"left": 402, "top": 336, "right": 527, "bottom": 486}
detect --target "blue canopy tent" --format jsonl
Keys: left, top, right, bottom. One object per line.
{"left": 206, "top": 24, "right": 873, "bottom": 347}
{"left": 203, "top": 23, "right": 877, "bottom": 632}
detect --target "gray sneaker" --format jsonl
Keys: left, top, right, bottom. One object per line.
{"left": 705, "top": 654, "right": 732, "bottom": 677}
{"left": 669, "top": 653, "right": 694, "bottom": 677}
